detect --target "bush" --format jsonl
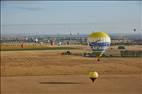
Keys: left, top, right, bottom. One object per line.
{"left": 118, "top": 46, "right": 125, "bottom": 49}
{"left": 61, "top": 51, "right": 72, "bottom": 55}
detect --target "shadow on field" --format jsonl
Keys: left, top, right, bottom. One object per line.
{"left": 40, "top": 81, "right": 82, "bottom": 84}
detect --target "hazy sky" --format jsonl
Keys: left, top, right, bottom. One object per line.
{"left": 1, "top": 1, "right": 142, "bottom": 35}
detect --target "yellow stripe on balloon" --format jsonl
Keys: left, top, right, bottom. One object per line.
{"left": 88, "top": 32, "right": 110, "bottom": 38}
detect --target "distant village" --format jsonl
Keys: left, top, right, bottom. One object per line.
{"left": 1, "top": 33, "right": 142, "bottom": 45}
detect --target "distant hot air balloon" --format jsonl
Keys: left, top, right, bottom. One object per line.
{"left": 133, "top": 28, "right": 136, "bottom": 32}
{"left": 88, "top": 32, "right": 111, "bottom": 61}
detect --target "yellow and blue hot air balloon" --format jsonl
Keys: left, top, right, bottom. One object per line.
{"left": 88, "top": 32, "right": 111, "bottom": 61}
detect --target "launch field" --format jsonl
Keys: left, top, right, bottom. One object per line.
{"left": 1, "top": 44, "right": 142, "bottom": 94}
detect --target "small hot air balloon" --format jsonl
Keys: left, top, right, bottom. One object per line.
{"left": 89, "top": 71, "right": 99, "bottom": 83}
{"left": 133, "top": 28, "right": 136, "bottom": 32}
{"left": 88, "top": 32, "right": 111, "bottom": 61}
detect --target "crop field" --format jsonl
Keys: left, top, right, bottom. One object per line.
{"left": 1, "top": 43, "right": 79, "bottom": 51}
{"left": 1, "top": 44, "right": 142, "bottom": 94}
{"left": 1, "top": 49, "right": 142, "bottom": 76}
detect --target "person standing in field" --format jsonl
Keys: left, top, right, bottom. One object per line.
{"left": 21, "top": 43, "right": 24, "bottom": 48}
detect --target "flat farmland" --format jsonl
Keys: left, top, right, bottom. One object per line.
{"left": 1, "top": 45, "right": 142, "bottom": 94}
{"left": 1, "top": 50, "right": 142, "bottom": 76}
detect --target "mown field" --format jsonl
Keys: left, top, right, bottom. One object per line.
{"left": 1, "top": 44, "right": 142, "bottom": 94}
{"left": 1, "top": 44, "right": 142, "bottom": 76}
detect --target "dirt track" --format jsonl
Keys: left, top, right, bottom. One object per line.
{"left": 1, "top": 74, "right": 142, "bottom": 94}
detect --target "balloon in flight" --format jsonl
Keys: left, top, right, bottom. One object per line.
{"left": 133, "top": 28, "right": 136, "bottom": 32}
{"left": 88, "top": 32, "right": 111, "bottom": 61}
{"left": 89, "top": 71, "right": 99, "bottom": 83}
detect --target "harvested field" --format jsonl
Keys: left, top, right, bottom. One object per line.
{"left": 1, "top": 45, "right": 142, "bottom": 94}
{"left": 1, "top": 50, "right": 142, "bottom": 76}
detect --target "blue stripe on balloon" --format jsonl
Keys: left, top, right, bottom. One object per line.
{"left": 89, "top": 42, "right": 110, "bottom": 47}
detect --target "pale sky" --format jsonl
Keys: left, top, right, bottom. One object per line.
{"left": 1, "top": 1, "right": 142, "bottom": 35}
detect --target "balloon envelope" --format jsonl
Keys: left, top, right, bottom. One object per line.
{"left": 88, "top": 32, "right": 111, "bottom": 57}
{"left": 89, "top": 71, "right": 99, "bottom": 79}
{"left": 133, "top": 28, "right": 136, "bottom": 32}
{"left": 89, "top": 71, "right": 99, "bottom": 83}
